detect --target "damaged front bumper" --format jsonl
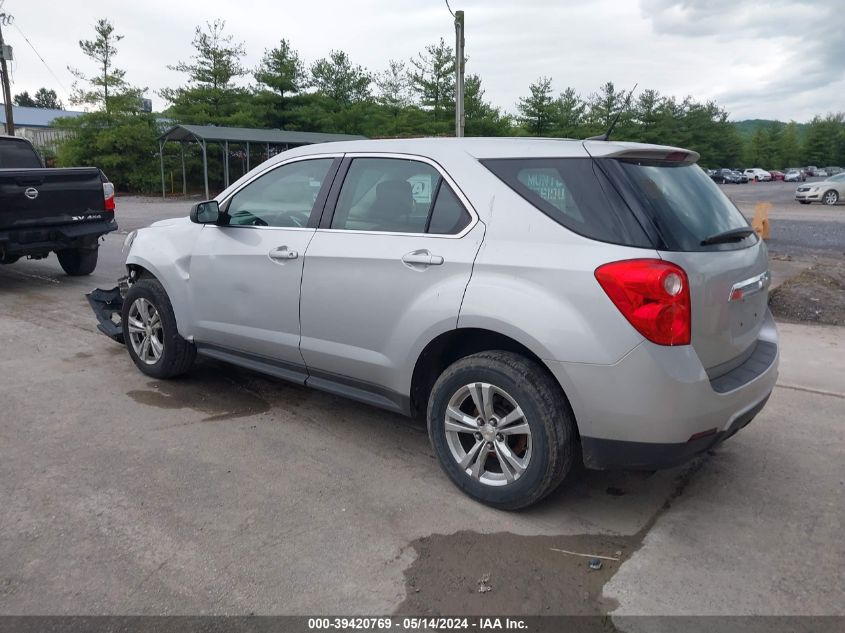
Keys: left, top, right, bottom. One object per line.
{"left": 85, "top": 277, "right": 129, "bottom": 343}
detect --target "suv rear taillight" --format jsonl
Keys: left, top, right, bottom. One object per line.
{"left": 103, "top": 182, "right": 115, "bottom": 211}
{"left": 595, "top": 259, "right": 691, "bottom": 346}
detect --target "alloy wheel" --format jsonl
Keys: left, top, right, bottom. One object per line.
{"left": 444, "top": 382, "right": 532, "bottom": 486}
{"left": 127, "top": 298, "right": 164, "bottom": 365}
{"left": 823, "top": 191, "right": 838, "bottom": 205}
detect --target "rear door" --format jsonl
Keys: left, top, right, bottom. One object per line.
{"left": 604, "top": 157, "right": 769, "bottom": 370}
{"left": 299, "top": 154, "right": 483, "bottom": 408}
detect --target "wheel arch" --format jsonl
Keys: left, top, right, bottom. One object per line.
{"left": 409, "top": 328, "right": 578, "bottom": 435}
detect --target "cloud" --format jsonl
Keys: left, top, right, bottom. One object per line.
{"left": 639, "top": 0, "right": 845, "bottom": 118}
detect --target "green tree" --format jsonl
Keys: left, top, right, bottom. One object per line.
{"left": 409, "top": 38, "right": 455, "bottom": 124}
{"left": 310, "top": 50, "right": 371, "bottom": 106}
{"left": 463, "top": 74, "right": 510, "bottom": 136}
{"left": 375, "top": 59, "right": 411, "bottom": 109}
{"left": 68, "top": 19, "right": 144, "bottom": 115}
{"left": 551, "top": 87, "right": 585, "bottom": 138}
{"left": 778, "top": 121, "right": 802, "bottom": 167}
{"left": 517, "top": 77, "right": 555, "bottom": 136}
{"left": 160, "top": 20, "right": 255, "bottom": 126}
{"left": 13, "top": 91, "right": 36, "bottom": 107}
{"left": 255, "top": 39, "right": 306, "bottom": 100}
{"left": 34, "top": 88, "right": 63, "bottom": 109}
{"left": 586, "top": 82, "right": 622, "bottom": 135}
{"left": 57, "top": 19, "right": 159, "bottom": 192}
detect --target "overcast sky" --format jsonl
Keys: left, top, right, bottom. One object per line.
{"left": 3, "top": 0, "right": 843, "bottom": 122}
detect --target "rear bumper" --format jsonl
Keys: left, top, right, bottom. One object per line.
{"left": 580, "top": 394, "right": 769, "bottom": 470}
{"left": 548, "top": 310, "right": 779, "bottom": 470}
{"left": 0, "top": 219, "right": 117, "bottom": 256}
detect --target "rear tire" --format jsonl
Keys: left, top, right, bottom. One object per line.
{"left": 427, "top": 351, "right": 576, "bottom": 510}
{"left": 57, "top": 246, "right": 98, "bottom": 276}
{"left": 122, "top": 278, "right": 196, "bottom": 379}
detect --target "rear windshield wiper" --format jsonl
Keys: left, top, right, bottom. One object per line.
{"left": 700, "top": 227, "right": 755, "bottom": 246}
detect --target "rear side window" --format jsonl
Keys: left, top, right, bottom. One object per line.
{"left": 611, "top": 161, "right": 754, "bottom": 251}
{"left": 427, "top": 184, "right": 471, "bottom": 234}
{"left": 0, "top": 139, "right": 42, "bottom": 168}
{"left": 330, "top": 157, "right": 471, "bottom": 235}
{"left": 481, "top": 158, "right": 651, "bottom": 247}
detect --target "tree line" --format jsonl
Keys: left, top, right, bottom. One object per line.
{"left": 49, "top": 18, "right": 845, "bottom": 193}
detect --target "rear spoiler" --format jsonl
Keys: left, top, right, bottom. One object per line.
{"left": 583, "top": 142, "right": 700, "bottom": 166}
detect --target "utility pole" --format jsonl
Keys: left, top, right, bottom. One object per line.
{"left": 454, "top": 9, "right": 465, "bottom": 138}
{"left": 0, "top": 7, "right": 14, "bottom": 136}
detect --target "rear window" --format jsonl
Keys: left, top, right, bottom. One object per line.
{"left": 0, "top": 139, "right": 42, "bottom": 169}
{"left": 481, "top": 158, "right": 652, "bottom": 247}
{"left": 611, "top": 160, "right": 754, "bottom": 251}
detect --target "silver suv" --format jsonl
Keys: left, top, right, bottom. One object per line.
{"left": 89, "top": 138, "right": 779, "bottom": 509}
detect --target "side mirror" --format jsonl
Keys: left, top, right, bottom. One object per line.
{"left": 190, "top": 200, "right": 221, "bottom": 224}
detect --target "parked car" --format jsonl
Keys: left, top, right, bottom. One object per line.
{"left": 815, "top": 169, "right": 829, "bottom": 177}
{"left": 730, "top": 169, "right": 749, "bottom": 183}
{"left": 768, "top": 170, "right": 785, "bottom": 181}
{"left": 805, "top": 166, "right": 819, "bottom": 176}
{"left": 785, "top": 170, "right": 804, "bottom": 182}
{"left": 785, "top": 168, "right": 807, "bottom": 182}
{"left": 711, "top": 168, "right": 741, "bottom": 184}
{"left": 795, "top": 172, "right": 845, "bottom": 205}
{"left": 824, "top": 166, "right": 842, "bottom": 175}
{"left": 0, "top": 136, "right": 116, "bottom": 274}
{"left": 88, "top": 138, "right": 778, "bottom": 509}
{"left": 743, "top": 168, "right": 771, "bottom": 182}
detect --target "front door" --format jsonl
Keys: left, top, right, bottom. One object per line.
{"left": 189, "top": 157, "right": 338, "bottom": 370}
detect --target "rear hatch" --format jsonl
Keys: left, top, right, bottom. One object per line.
{"left": 590, "top": 145, "right": 768, "bottom": 370}
{"left": 0, "top": 167, "right": 108, "bottom": 230}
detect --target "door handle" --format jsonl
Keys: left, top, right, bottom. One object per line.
{"left": 269, "top": 246, "right": 298, "bottom": 261}
{"left": 402, "top": 250, "right": 444, "bottom": 267}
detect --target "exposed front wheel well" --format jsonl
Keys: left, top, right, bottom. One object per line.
{"left": 410, "top": 328, "right": 576, "bottom": 431}
{"left": 127, "top": 264, "right": 157, "bottom": 282}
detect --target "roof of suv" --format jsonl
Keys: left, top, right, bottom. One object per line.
{"left": 282, "top": 137, "right": 699, "bottom": 164}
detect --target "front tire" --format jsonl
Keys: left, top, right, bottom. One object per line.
{"left": 427, "top": 351, "right": 576, "bottom": 510}
{"left": 57, "top": 246, "right": 98, "bottom": 276}
{"left": 122, "top": 278, "right": 196, "bottom": 379}
{"left": 823, "top": 190, "right": 839, "bottom": 206}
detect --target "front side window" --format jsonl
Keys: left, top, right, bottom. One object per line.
{"left": 225, "top": 158, "right": 334, "bottom": 227}
{"left": 330, "top": 157, "right": 470, "bottom": 234}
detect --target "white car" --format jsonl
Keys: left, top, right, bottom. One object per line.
{"left": 743, "top": 168, "right": 771, "bottom": 182}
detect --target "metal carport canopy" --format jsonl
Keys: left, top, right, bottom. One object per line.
{"left": 157, "top": 124, "right": 365, "bottom": 199}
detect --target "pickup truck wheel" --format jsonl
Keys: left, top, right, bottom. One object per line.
{"left": 122, "top": 279, "right": 195, "bottom": 379}
{"left": 56, "top": 246, "right": 98, "bottom": 276}
{"left": 427, "top": 351, "right": 575, "bottom": 510}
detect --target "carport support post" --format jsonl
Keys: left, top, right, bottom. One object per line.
{"left": 223, "top": 141, "right": 230, "bottom": 189}
{"left": 201, "top": 139, "right": 209, "bottom": 200}
{"left": 159, "top": 141, "right": 165, "bottom": 199}
{"left": 180, "top": 142, "right": 187, "bottom": 196}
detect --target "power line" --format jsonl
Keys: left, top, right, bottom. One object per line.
{"left": 11, "top": 21, "right": 69, "bottom": 93}
{"left": 445, "top": 0, "right": 456, "bottom": 18}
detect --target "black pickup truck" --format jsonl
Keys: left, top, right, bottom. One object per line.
{"left": 0, "top": 135, "right": 117, "bottom": 275}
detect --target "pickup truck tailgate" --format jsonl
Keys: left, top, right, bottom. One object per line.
{"left": 0, "top": 168, "right": 108, "bottom": 230}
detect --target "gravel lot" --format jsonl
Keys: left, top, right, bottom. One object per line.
{"left": 0, "top": 195, "right": 842, "bottom": 624}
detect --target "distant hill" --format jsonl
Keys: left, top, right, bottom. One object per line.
{"left": 733, "top": 119, "right": 809, "bottom": 139}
